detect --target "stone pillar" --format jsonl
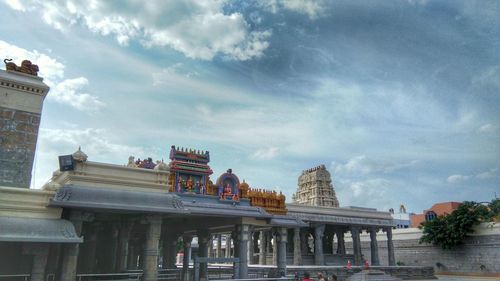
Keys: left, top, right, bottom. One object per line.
{"left": 385, "top": 227, "right": 396, "bottom": 266}
{"left": 232, "top": 230, "right": 240, "bottom": 259}
{"left": 216, "top": 234, "right": 222, "bottom": 258}
{"left": 350, "top": 226, "right": 362, "bottom": 266}
{"left": 369, "top": 228, "right": 380, "bottom": 266}
{"left": 23, "top": 244, "right": 49, "bottom": 281}
{"left": 247, "top": 228, "right": 255, "bottom": 264}
{"left": 225, "top": 234, "right": 231, "bottom": 257}
{"left": 60, "top": 211, "right": 92, "bottom": 281}
{"left": 336, "top": 229, "right": 346, "bottom": 255}
{"left": 293, "top": 228, "right": 302, "bottom": 265}
{"left": 117, "top": 221, "right": 134, "bottom": 272}
{"left": 80, "top": 222, "right": 100, "bottom": 273}
{"left": 272, "top": 231, "right": 278, "bottom": 266}
{"left": 163, "top": 232, "right": 178, "bottom": 269}
{"left": 300, "top": 229, "right": 309, "bottom": 254}
{"left": 276, "top": 227, "right": 288, "bottom": 275}
{"left": 314, "top": 224, "right": 325, "bottom": 265}
{"left": 258, "top": 230, "right": 267, "bottom": 265}
{"left": 236, "top": 224, "right": 250, "bottom": 279}
{"left": 109, "top": 223, "right": 120, "bottom": 271}
{"left": 182, "top": 235, "right": 193, "bottom": 281}
{"left": 198, "top": 230, "right": 210, "bottom": 280}
{"left": 143, "top": 215, "right": 162, "bottom": 281}
{"left": 127, "top": 244, "right": 136, "bottom": 269}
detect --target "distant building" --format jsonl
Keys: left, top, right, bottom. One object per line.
{"left": 292, "top": 165, "right": 339, "bottom": 207}
{"left": 410, "top": 201, "right": 462, "bottom": 227}
{"left": 389, "top": 204, "right": 411, "bottom": 228}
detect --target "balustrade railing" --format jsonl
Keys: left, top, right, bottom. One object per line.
{"left": 76, "top": 272, "right": 141, "bottom": 281}
{"left": 0, "top": 274, "right": 29, "bottom": 281}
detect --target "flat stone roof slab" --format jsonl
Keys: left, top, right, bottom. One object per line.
{"left": 0, "top": 216, "right": 82, "bottom": 243}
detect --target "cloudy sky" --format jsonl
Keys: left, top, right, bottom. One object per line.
{"left": 1, "top": 0, "right": 499, "bottom": 213}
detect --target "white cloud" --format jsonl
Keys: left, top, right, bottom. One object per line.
{"left": 446, "top": 174, "right": 470, "bottom": 184}
{"left": 152, "top": 63, "right": 199, "bottom": 86}
{"left": 446, "top": 168, "right": 497, "bottom": 185}
{"left": 0, "top": 40, "right": 104, "bottom": 112}
{"left": 478, "top": 123, "right": 497, "bottom": 133}
{"left": 332, "top": 155, "right": 419, "bottom": 176}
{"left": 262, "top": 0, "right": 327, "bottom": 20}
{"left": 3, "top": 0, "right": 26, "bottom": 11}
{"left": 7, "top": 0, "right": 271, "bottom": 61}
{"left": 476, "top": 168, "right": 497, "bottom": 180}
{"left": 50, "top": 78, "right": 105, "bottom": 111}
{"left": 335, "top": 178, "right": 394, "bottom": 210}
{"left": 251, "top": 147, "right": 279, "bottom": 160}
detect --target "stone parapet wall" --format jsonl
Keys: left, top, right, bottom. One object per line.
{"left": 345, "top": 224, "right": 500, "bottom": 276}
{"left": 249, "top": 265, "right": 435, "bottom": 281}
{"left": 0, "top": 186, "right": 61, "bottom": 219}
{"left": 43, "top": 160, "right": 170, "bottom": 192}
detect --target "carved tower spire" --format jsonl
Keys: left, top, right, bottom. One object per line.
{"left": 293, "top": 164, "right": 339, "bottom": 207}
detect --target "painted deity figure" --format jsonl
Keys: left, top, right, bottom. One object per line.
{"left": 224, "top": 183, "right": 232, "bottom": 196}
{"left": 186, "top": 176, "right": 194, "bottom": 192}
{"left": 176, "top": 177, "right": 181, "bottom": 192}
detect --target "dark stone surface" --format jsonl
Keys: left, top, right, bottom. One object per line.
{"left": 0, "top": 106, "right": 40, "bottom": 188}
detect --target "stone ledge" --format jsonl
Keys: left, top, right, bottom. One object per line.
{"left": 0, "top": 186, "right": 61, "bottom": 219}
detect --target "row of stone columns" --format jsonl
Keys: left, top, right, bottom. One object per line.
{"left": 254, "top": 225, "right": 395, "bottom": 267}
{"left": 311, "top": 225, "right": 396, "bottom": 266}
{"left": 56, "top": 211, "right": 396, "bottom": 281}
{"left": 57, "top": 212, "right": 164, "bottom": 281}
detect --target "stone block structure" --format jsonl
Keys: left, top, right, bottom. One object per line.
{"left": 345, "top": 224, "right": 500, "bottom": 276}
{"left": 293, "top": 164, "right": 339, "bottom": 207}
{"left": 0, "top": 61, "right": 49, "bottom": 188}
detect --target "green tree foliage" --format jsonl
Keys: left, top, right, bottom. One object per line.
{"left": 489, "top": 199, "right": 500, "bottom": 221}
{"left": 419, "top": 200, "right": 498, "bottom": 249}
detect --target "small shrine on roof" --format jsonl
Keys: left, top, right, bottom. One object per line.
{"left": 168, "top": 145, "right": 213, "bottom": 194}
{"left": 166, "top": 145, "right": 288, "bottom": 214}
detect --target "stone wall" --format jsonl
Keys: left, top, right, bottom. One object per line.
{"left": 345, "top": 224, "right": 500, "bottom": 276}
{"left": 250, "top": 265, "right": 435, "bottom": 281}
{"left": 0, "top": 106, "right": 40, "bottom": 188}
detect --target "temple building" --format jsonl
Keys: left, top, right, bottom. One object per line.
{"left": 0, "top": 60, "right": 436, "bottom": 281}
{"left": 292, "top": 165, "right": 339, "bottom": 207}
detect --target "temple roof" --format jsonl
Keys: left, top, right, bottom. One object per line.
{"left": 287, "top": 203, "right": 394, "bottom": 227}
{"left": 49, "top": 185, "right": 188, "bottom": 215}
{"left": 0, "top": 217, "right": 82, "bottom": 243}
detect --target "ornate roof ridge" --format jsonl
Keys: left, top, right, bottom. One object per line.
{"left": 170, "top": 145, "right": 208, "bottom": 156}
{"left": 301, "top": 164, "right": 327, "bottom": 174}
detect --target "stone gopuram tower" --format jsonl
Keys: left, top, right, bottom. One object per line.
{"left": 292, "top": 164, "right": 339, "bottom": 207}
{"left": 0, "top": 59, "right": 49, "bottom": 188}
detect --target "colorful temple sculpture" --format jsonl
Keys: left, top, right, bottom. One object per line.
{"left": 247, "top": 187, "right": 287, "bottom": 215}
{"left": 166, "top": 145, "right": 288, "bottom": 215}
{"left": 167, "top": 145, "right": 213, "bottom": 194}
{"left": 215, "top": 169, "right": 240, "bottom": 201}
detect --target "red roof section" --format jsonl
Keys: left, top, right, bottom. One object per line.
{"left": 410, "top": 201, "right": 462, "bottom": 227}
